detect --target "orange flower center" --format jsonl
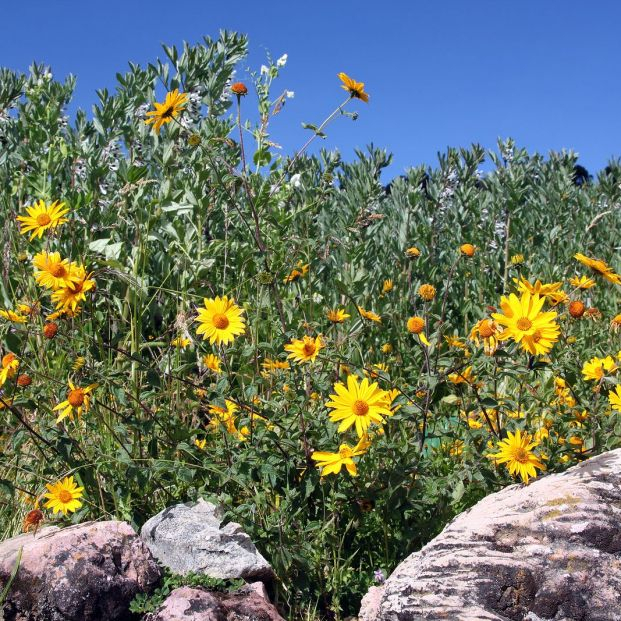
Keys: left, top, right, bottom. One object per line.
{"left": 516, "top": 317, "right": 533, "bottom": 331}
{"left": 49, "top": 263, "right": 67, "bottom": 278}
{"left": 161, "top": 105, "right": 175, "bottom": 119}
{"left": 36, "top": 213, "right": 52, "bottom": 226}
{"left": 212, "top": 313, "right": 230, "bottom": 330}
{"left": 68, "top": 388, "right": 85, "bottom": 407}
{"left": 339, "top": 446, "right": 353, "bottom": 459}
{"left": 58, "top": 490, "right": 73, "bottom": 503}
{"left": 353, "top": 400, "right": 369, "bottom": 417}
{"left": 512, "top": 447, "right": 529, "bottom": 464}
{"left": 302, "top": 342, "right": 316, "bottom": 356}
{"left": 479, "top": 320, "right": 495, "bottom": 338}
{"left": 2, "top": 353, "right": 16, "bottom": 368}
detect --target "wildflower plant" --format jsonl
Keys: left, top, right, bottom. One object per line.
{"left": 1, "top": 32, "right": 621, "bottom": 620}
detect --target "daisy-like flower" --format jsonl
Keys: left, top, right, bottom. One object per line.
{"left": 261, "top": 358, "right": 290, "bottom": 374}
{"left": 405, "top": 247, "right": 421, "bottom": 258}
{"left": 574, "top": 253, "right": 621, "bottom": 285}
{"left": 609, "top": 385, "right": 621, "bottom": 413}
{"left": 358, "top": 307, "right": 382, "bottom": 323}
{"left": 469, "top": 318, "right": 499, "bottom": 355}
{"left": 448, "top": 366, "right": 476, "bottom": 385}
{"left": 284, "top": 262, "right": 309, "bottom": 284}
{"left": 326, "top": 375, "right": 392, "bottom": 437}
{"left": 51, "top": 266, "right": 96, "bottom": 311}
{"left": 406, "top": 316, "right": 430, "bottom": 345}
{"left": 203, "top": 354, "right": 222, "bottom": 374}
{"left": 194, "top": 438, "right": 207, "bottom": 450}
{"left": 285, "top": 335, "right": 324, "bottom": 364}
{"left": 514, "top": 276, "right": 563, "bottom": 301}
{"left": 196, "top": 296, "right": 246, "bottom": 346}
{"left": 0, "top": 309, "right": 27, "bottom": 323}
{"left": 208, "top": 400, "right": 239, "bottom": 435}
{"left": 0, "top": 353, "right": 19, "bottom": 386}
{"left": 171, "top": 336, "right": 191, "bottom": 348}
{"left": 337, "top": 72, "right": 369, "bottom": 102}
{"left": 418, "top": 284, "right": 436, "bottom": 301}
{"left": 145, "top": 89, "right": 188, "bottom": 134}
{"left": 610, "top": 314, "right": 621, "bottom": 333}
{"left": 510, "top": 254, "right": 525, "bottom": 265}
{"left": 327, "top": 308, "right": 350, "bottom": 323}
{"left": 569, "top": 275, "right": 596, "bottom": 290}
{"left": 311, "top": 435, "right": 370, "bottom": 477}
{"left": 581, "top": 356, "right": 617, "bottom": 382}
{"left": 231, "top": 82, "right": 248, "bottom": 96}
{"left": 53, "top": 380, "right": 97, "bottom": 423}
{"left": 33, "top": 252, "right": 79, "bottom": 290}
{"left": 487, "top": 429, "right": 545, "bottom": 484}
{"left": 460, "top": 243, "right": 476, "bottom": 257}
{"left": 491, "top": 292, "right": 559, "bottom": 356}
{"left": 16, "top": 200, "right": 69, "bottom": 241}
{"left": 381, "top": 279, "right": 394, "bottom": 294}
{"left": 43, "top": 476, "right": 84, "bottom": 516}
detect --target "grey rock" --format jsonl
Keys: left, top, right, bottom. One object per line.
{"left": 0, "top": 520, "right": 161, "bottom": 621}
{"left": 360, "top": 449, "right": 621, "bottom": 621}
{"left": 140, "top": 499, "right": 274, "bottom": 582}
{"left": 143, "top": 586, "right": 284, "bottom": 621}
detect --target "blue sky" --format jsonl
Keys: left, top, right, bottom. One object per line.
{"left": 2, "top": 1, "right": 620, "bottom": 179}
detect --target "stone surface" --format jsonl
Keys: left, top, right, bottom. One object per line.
{"left": 141, "top": 499, "right": 274, "bottom": 582}
{"left": 360, "top": 449, "right": 621, "bottom": 621}
{"left": 143, "top": 586, "right": 285, "bottom": 621}
{"left": 0, "top": 520, "right": 161, "bottom": 621}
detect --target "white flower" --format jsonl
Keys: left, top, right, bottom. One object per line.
{"left": 290, "top": 174, "right": 302, "bottom": 188}
{"left": 312, "top": 292, "right": 323, "bottom": 304}
{"left": 285, "top": 90, "right": 295, "bottom": 99}
{"left": 277, "top": 54, "right": 288, "bottom": 67}
{"left": 261, "top": 65, "right": 269, "bottom": 76}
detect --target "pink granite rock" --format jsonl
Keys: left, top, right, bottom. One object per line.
{"left": 360, "top": 449, "right": 621, "bottom": 621}
{"left": 0, "top": 520, "right": 161, "bottom": 620}
{"left": 144, "top": 586, "right": 285, "bottom": 621}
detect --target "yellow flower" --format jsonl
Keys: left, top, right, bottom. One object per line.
{"left": 261, "top": 358, "right": 290, "bottom": 373}
{"left": 407, "top": 316, "right": 425, "bottom": 334}
{"left": 0, "top": 309, "right": 27, "bottom": 323}
{"left": 51, "top": 266, "right": 96, "bottom": 311}
{"left": 487, "top": 429, "right": 545, "bottom": 484}
{"left": 33, "top": 251, "right": 79, "bottom": 290}
{"left": 285, "top": 335, "right": 324, "bottom": 364}
{"left": 16, "top": 200, "right": 69, "bottom": 241}
{"left": 327, "top": 308, "right": 350, "bottom": 323}
{"left": 53, "top": 380, "right": 97, "bottom": 423}
{"left": 203, "top": 354, "right": 222, "bottom": 374}
{"left": 145, "top": 89, "right": 188, "bottom": 133}
{"left": 514, "top": 276, "right": 563, "bottom": 301}
{"left": 610, "top": 314, "right": 621, "bottom": 333}
{"left": 469, "top": 319, "right": 499, "bottom": 355}
{"left": 171, "top": 336, "right": 191, "bottom": 348}
{"left": 195, "top": 438, "right": 207, "bottom": 450}
{"left": 418, "top": 283, "right": 436, "bottom": 301}
{"left": 405, "top": 246, "right": 421, "bottom": 258}
{"left": 460, "top": 243, "right": 476, "bottom": 257}
{"left": 491, "top": 292, "right": 559, "bottom": 356}
{"left": 581, "top": 356, "right": 617, "bottom": 382}
{"left": 448, "top": 366, "right": 475, "bottom": 385}
{"left": 284, "top": 262, "right": 309, "bottom": 284}
{"left": 326, "top": 375, "right": 392, "bottom": 437}
{"left": 569, "top": 275, "right": 596, "bottom": 290}
{"left": 445, "top": 334, "right": 467, "bottom": 349}
{"left": 208, "top": 400, "right": 238, "bottom": 435}
{"left": 381, "top": 343, "right": 393, "bottom": 354}
{"left": 510, "top": 254, "right": 525, "bottom": 265}
{"left": 358, "top": 306, "right": 382, "bottom": 323}
{"left": 365, "top": 363, "right": 389, "bottom": 379}
{"left": 574, "top": 253, "right": 621, "bottom": 285}
{"left": 381, "top": 279, "right": 394, "bottom": 294}
{"left": 311, "top": 435, "right": 370, "bottom": 477}
{"left": 196, "top": 296, "right": 246, "bottom": 346}
{"left": 568, "top": 300, "right": 586, "bottom": 318}
{"left": 44, "top": 476, "right": 84, "bottom": 516}
{"left": 0, "top": 353, "right": 19, "bottom": 386}
{"left": 337, "top": 72, "right": 369, "bottom": 102}
{"left": 609, "top": 385, "right": 621, "bottom": 412}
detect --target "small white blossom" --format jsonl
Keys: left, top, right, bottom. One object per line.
{"left": 290, "top": 173, "right": 302, "bottom": 188}
{"left": 261, "top": 65, "right": 269, "bottom": 76}
{"left": 285, "top": 90, "right": 295, "bottom": 99}
{"left": 276, "top": 54, "right": 288, "bottom": 67}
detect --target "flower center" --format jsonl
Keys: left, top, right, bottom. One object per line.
{"left": 2, "top": 353, "right": 16, "bottom": 368}
{"left": 49, "top": 264, "right": 67, "bottom": 278}
{"left": 303, "top": 342, "right": 316, "bottom": 356}
{"left": 161, "top": 105, "right": 175, "bottom": 119}
{"left": 68, "top": 388, "right": 85, "bottom": 407}
{"left": 512, "top": 447, "right": 529, "bottom": 464}
{"left": 58, "top": 490, "right": 73, "bottom": 503}
{"left": 212, "top": 313, "right": 230, "bottom": 330}
{"left": 516, "top": 317, "right": 533, "bottom": 331}
{"left": 339, "top": 446, "right": 353, "bottom": 459}
{"left": 353, "top": 400, "right": 369, "bottom": 417}
{"left": 479, "top": 320, "right": 495, "bottom": 338}
{"left": 36, "top": 213, "right": 52, "bottom": 226}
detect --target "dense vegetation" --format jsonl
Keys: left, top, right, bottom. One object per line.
{"left": 1, "top": 31, "right": 621, "bottom": 619}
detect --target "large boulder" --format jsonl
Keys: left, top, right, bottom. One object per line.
{"left": 360, "top": 449, "right": 621, "bottom": 621}
{"left": 140, "top": 499, "right": 274, "bottom": 582}
{"left": 143, "top": 585, "right": 284, "bottom": 621}
{"left": 0, "top": 520, "right": 161, "bottom": 621}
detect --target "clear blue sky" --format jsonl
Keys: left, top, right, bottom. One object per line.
{"left": 2, "top": 1, "right": 620, "bottom": 179}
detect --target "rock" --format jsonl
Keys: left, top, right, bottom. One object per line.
{"left": 140, "top": 499, "right": 274, "bottom": 582}
{"left": 360, "top": 449, "right": 621, "bottom": 621}
{"left": 0, "top": 520, "right": 161, "bottom": 621}
{"left": 143, "top": 586, "right": 285, "bottom": 621}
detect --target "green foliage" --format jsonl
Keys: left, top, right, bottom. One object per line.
{"left": 1, "top": 31, "right": 621, "bottom": 620}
